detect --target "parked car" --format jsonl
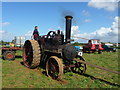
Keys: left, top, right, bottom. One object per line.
{"left": 102, "top": 45, "right": 117, "bottom": 52}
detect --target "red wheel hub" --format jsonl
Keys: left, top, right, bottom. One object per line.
{"left": 6, "top": 53, "right": 14, "bottom": 59}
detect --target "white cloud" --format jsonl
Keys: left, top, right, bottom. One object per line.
{"left": 24, "top": 30, "right": 33, "bottom": 40}
{"left": 25, "top": 31, "right": 33, "bottom": 36}
{"left": 0, "top": 30, "right": 33, "bottom": 41}
{"left": 0, "top": 22, "right": 10, "bottom": 26}
{"left": 0, "top": 30, "right": 14, "bottom": 41}
{"left": 82, "top": 10, "right": 90, "bottom": 16}
{"left": 71, "top": 26, "right": 90, "bottom": 42}
{"left": 71, "top": 16, "right": 120, "bottom": 43}
{"left": 84, "top": 19, "right": 91, "bottom": 22}
{"left": 88, "top": 0, "right": 118, "bottom": 11}
{"left": 71, "top": 26, "right": 80, "bottom": 35}
{"left": 0, "top": 30, "right": 6, "bottom": 34}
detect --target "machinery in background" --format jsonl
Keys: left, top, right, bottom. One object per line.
{"left": 102, "top": 45, "right": 117, "bottom": 52}
{"left": 1, "top": 36, "right": 25, "bottom": 60}
{"left": 83, "top": 39, "right": 104, "bottom": 54}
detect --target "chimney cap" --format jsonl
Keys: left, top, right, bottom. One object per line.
{"left": 65, "top": 16, "right": 73, "bottom": 19}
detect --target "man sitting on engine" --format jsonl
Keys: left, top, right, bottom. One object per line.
{"left": 33, "top": 26, "right": 39, "bottom": 40}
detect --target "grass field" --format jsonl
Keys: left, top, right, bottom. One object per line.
{"left": 1, "top": 50, "right": 120, "bottom": 88}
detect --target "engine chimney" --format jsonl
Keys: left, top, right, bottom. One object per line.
{"left": 65, "top": 16, "right": 73, "bottom": 43}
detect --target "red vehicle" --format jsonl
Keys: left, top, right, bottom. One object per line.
{"left": 2, "top": 36, "right": 25, "bottom": 60}
{"left": 2, "top": 47, "right": 23, "bottom": 60}
{"left": 83, "top": 39, "right": 104, "bottom": 54}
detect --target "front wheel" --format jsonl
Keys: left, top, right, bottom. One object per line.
{"left": 46, "top": 56, "right": 63, "bottom": 80}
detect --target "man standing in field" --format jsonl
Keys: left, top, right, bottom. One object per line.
{"left": 33, "top": 26, "right": 40, "bottom": 40}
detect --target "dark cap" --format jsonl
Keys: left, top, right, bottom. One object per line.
{"left": 35, "top": 26, "right": 38, "bottom": 29}
{"left": 65, "top": 16, "right": 73, "bottom": 20}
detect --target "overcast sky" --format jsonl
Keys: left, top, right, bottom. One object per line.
{"left": 0, "top": 0, "right": 120, "bottom": 43}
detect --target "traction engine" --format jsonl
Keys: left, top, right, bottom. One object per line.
{"left": 23, "top": 16, "right": 86, "bottom": 80}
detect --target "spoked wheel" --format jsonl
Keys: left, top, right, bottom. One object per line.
{"left": 23, "top": 40, "right": 41, "bottom": 69}
{"left": 46, "top": 56, "right": 63, "bottom": 80}
{"left": 71, "top": 56, "right": 86, "bottom": 75}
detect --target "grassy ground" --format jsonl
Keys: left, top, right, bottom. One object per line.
{"left": 2, "top": 50, "right": 120, "bottom": 88}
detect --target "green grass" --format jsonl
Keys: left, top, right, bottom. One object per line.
{"left": 2, "top": 50, "right": 120, "bottom": 88}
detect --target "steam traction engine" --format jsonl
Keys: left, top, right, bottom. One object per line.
{"left": 23, "top": 16, "right": 86, "bottom": 80}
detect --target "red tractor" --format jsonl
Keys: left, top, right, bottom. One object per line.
{"left": 83, "top": 39, "right": 104, "bottom": 54}
{"left": 2, "top": 47, "right": 22, "bottom": 60}
{"left": 2, "top": 36, "right": 25, "bottom": 60}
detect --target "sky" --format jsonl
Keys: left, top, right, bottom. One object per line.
{"left": 0, "top": 0, "right": 120, "bottom": 43}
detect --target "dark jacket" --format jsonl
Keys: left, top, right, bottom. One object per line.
{"left": 33, "top": 29, "right": 39, "bottom": 36}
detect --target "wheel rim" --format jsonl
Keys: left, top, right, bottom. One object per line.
{"left": 6, "top": 53, "right": 14, "bottom": 60}
{"left": 48, "top": 59, "right": 59, "bottom": 79}
{"left": 46, "top": 56, "right": 63, "bottom": 80}
{"left": 23, "top": 41, "right": 33, "bottom": 67}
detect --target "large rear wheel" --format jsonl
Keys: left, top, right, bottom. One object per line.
{"left": 23, "top": 40, "right": 41, "bottom": 69}
{"left": 46, "top": 56, "right": 63, "bottom": 80}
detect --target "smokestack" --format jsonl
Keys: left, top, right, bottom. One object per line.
{"left": 65, "top": 16, "right": 73, "bottom": 43}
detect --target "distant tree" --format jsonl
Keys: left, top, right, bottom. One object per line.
{"left": 12, "top": 40, "right": 15, "bottom": 44}
{"left": 73, "top": 42, "right": 80, "bottom": 46}
{"left": 1, "top": 40, "right": 3, "bottom": 43}
{"left": 101, "top": 42, "right": 105, "bottom": 45}
{"left": 0, "top": 40, "right": 10, "bottom": 45}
